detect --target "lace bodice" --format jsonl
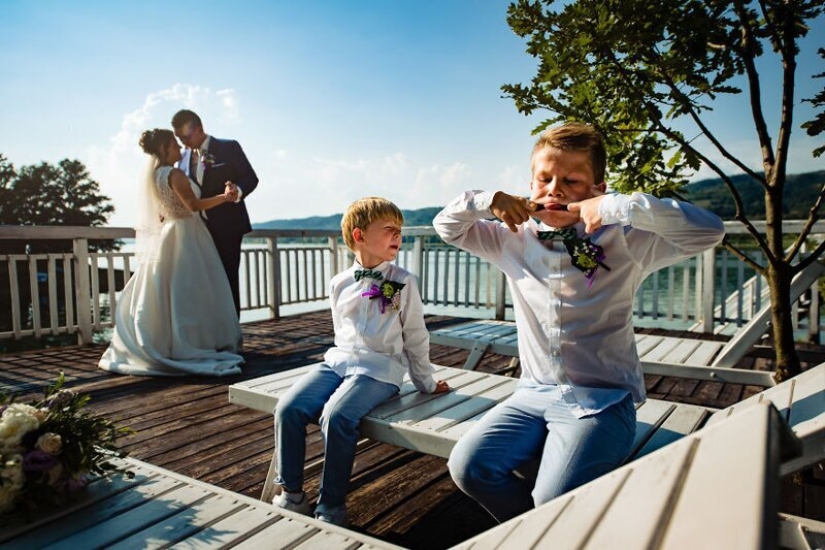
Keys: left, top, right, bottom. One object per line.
{"left": 155, "top": 166, "right": 198, "bottom": 220}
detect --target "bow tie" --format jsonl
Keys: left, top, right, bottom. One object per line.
{"left": 354, "top": 269, "right": 384, "bottom": 282}
{"left": 536, "top": 228, "right": 610, "bottom": 287}
{"left": 536, "top": 227, "right": 578, "bottom": 242}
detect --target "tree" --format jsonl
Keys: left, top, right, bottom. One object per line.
{"left": 503, "top": 0, "right": 824, "bottom": 381}
{"left": 0, "top": 154, "right": 116, "bottom": 253}
{"left": 0, "top": 154, "right": 117, "bottom": 344}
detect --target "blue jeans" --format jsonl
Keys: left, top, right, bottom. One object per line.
{"left": 273, "top": 364, "right": 399, "bottom": 513}
{"left": 447, "top": 384, "right": 636, "bottom": 523}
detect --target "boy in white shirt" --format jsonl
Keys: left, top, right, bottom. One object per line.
{"left": 272, "top": 197, "right": 450, "bottom": 526}
{"left": 434, "top": 122, "right": 724, "bottom": 522}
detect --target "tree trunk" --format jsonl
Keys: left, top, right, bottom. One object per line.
{"left": 767, "top": 262, "right": 802, "bottom": 382}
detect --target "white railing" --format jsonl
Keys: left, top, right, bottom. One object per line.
{"left": 1, "top": 222, "right": 823, "bottom": 344}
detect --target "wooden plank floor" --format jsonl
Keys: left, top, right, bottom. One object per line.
{"left": 1, "top": 310, "right": 823, "bottom": 549}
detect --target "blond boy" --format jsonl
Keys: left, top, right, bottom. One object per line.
{"left": 272, "top": 197, "right": 449, "bottom": 526}
{"left": 434, "top": 123, "right": 724, "bottom": 522}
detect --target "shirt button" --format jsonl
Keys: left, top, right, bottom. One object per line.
{"left": 552, "top": 349, "right": 561, "bottom": 357}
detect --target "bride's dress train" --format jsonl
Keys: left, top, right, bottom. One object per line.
{"left": 99, "top": 166, "right": 243, "bottom": 376}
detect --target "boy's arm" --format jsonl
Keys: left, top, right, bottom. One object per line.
{"left": 433, "top": 190, "right": 512, "bottom": 263}
{"left": 398, "top": 274, "right": 438, "bottom": 394}
{"left": 597, "top": 192, "right": 725, "bottom": 270}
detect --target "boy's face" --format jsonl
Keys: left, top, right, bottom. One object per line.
{"left": 353, "top": 217, "right": 403, "bottom": 267}
{"left": 529, "top": 146, "right": 606, "bottom": 228}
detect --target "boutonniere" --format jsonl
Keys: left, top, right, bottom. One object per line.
{"left": 201, "top": 152, "right": 218, "bottom": 168}
{"left": 537, "top": 228, "right": 610, "bottom": 288}
{"left": 362, "top": 280, "right": 405, "bottom": 313}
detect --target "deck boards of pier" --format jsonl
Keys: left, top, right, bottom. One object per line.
{"left": 1, "top": 310, "right": 823, "bottom": 549}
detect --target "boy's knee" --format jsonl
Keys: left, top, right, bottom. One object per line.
{"left": 274, "top": 400, "right": 308, "bottom": 426}
{"left": 320, "top": 409, "right": 359, "bottom": 435}
{"left": 448, "top": 449, "right": 488, "bottom": 492}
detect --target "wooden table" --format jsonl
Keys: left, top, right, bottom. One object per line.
{"left": 0, "top": 457, "right": 402, "bottom": 549}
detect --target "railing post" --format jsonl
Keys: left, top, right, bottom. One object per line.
{"left": 266, "top": 236, "right": 280, "bottom": 319}
{"left": 72, "top": 238, "right": 93, "bottom": 344}
{"left": 411, "top": 235, "right": 424, "bottom": 285}
{"left": 700, "top": 248, "right": 716, "bottom": 333}
{"left": 329, "top": 236, "right": 339, "bottom": 276}
{"left": 495, "top": 269, "right": 507, "bottom": 320}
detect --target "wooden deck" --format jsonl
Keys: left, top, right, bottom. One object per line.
{"left": 2, "top": 310, "right": 823, "bottom": 549}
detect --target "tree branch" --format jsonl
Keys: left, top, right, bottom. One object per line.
{"left": 722, "top": 238, "right": 765, "bottom": 274}
{"left": 731, "top": 0, "right": 777, "bottom": 172}
{"left": 786, "top": 182, "right": 825, "bottom": 262}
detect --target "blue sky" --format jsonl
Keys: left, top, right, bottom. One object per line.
{"left": 0, "top": 1, "right": 822, "bottom": 228}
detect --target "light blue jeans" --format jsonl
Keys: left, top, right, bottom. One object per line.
{"left": 448, "top": 384, "right": 636, "bottom": 523}
{"left": 273, "top": 364, "right": 399, "bottom": 514}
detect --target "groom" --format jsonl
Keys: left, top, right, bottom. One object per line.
{"left": 172, "top": 109, "right": 259, "bottom": 317}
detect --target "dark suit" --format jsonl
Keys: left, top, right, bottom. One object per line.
{"left": 182, "top": 136, "right": 258, "bottom": 316}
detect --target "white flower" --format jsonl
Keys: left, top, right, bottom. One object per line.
{"left": 0, "top": 454, "right": 24, "bottom": 514}
{"left": 0, "top": 404, "right": 40, "bottom": 451}
{"left": 36, "top": 433, "right": 63, "bottom": 455}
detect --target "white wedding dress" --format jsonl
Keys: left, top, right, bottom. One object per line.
{"left": 99, "top": 166, "right": 243, "bottom": 376}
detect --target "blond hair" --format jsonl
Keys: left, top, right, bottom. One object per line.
{"left": 532, "top": 122, "right": 607, "bottom": 184}
{"left": 341, "top": 197, "right": 404, "bottom": 251}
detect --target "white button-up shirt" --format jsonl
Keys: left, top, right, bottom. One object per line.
{"left": 323, "top": 260, "right": 437, "bottom": 393}
{"left": 433, "top": 191, "right": 724, "bottom": 417}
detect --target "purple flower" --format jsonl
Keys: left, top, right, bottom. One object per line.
{"left": 22, "top": 449, "right": 59, "bottom": 475}
{"left": 65, "top": 474, "right": 88, "bottom": 493}
{"left": 361, "top": 280, "right": 406, "bottom": 313}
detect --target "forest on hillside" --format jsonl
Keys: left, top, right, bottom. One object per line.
{"left": 254, "top": 170, "right": 825, "bottom": 230}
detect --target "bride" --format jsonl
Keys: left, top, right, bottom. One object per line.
{"left": 99, "top": 128, "right": 244, "bottom": 376}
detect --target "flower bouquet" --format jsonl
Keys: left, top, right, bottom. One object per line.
{"left": 0, "top": 373, "right": 133, "bottom": 515}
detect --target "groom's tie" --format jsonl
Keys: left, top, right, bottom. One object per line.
{"left": 189, "top": 149, "right": 201, "bottom": 184}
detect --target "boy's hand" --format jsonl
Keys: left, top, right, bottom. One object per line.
{"left": 567, "top": 195, "right": 605, "bottom": 234}
{"left": 432, "top": 380, "right": 451, "bottom": 394}
{"left": 491, "top": 191, "right": 536, "bottom": 233}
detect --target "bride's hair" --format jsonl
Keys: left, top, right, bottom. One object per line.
{"left": 139, "top": 129, "right": 175, "bottom": 156}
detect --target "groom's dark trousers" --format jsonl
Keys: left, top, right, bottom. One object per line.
{"left": 197, "top": 137, "right": 259, "bottom": 317}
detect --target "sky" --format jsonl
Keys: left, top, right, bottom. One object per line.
{"left": 0, "top": 1, "right": 823, "bottom": 229}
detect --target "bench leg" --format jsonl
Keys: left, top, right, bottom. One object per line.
{"left": 462, "top": 341, "right": 490, "bottom": 370}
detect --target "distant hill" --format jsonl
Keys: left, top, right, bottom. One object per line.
{"left": 253, "top": 207, "right": 443, "bottom": 230}
{"left": 684, "top": 170, "right": 825, "bottom": 220}
{"left": 253, "top": 170, "right": 825, "bottom": 230}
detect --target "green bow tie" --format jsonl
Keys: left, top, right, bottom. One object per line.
{"left": 536, "top": 227, "right": 578, "bottom": 242}
{"left": 354, "top": 269, "right": 384, "bottom": 282}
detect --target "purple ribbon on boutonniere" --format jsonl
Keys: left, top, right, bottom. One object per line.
{"left": 362, "top": 280, "right": 406, "bottom": 313}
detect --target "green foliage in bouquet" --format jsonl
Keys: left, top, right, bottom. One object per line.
{"left": 0, "top": 372, "right": 134, "bottom": 514}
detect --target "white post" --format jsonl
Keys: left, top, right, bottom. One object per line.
{"left": 701, "top": 248, "right": 716, "bottom": 333}
{"left": 72, "top": 238, "right": 93, "bottom": 344}
{"left": 495, "top": 270, "right": 507, "bottom": 320}
{"left": 266, "top": 236, "right": 280, "bottom": 319}
{"left": 411, "top": 235, "right": 424, "bottom": 285}
{"left": 329, "top": 236, "right": 339, "bottom": 276}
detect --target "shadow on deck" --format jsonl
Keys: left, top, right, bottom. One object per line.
{"left": 1, "top": 310, "right": 823, "bottom": 549}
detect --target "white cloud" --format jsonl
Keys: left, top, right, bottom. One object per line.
{"left": 86, "top": 84, "right": 241, "bottom": 227}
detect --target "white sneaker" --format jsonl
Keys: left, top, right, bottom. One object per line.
{"left": 272, "top": 490, "right": 312, "bottom": 516}
{"left": 315, "top": 505, "right": 349, "bottom": 527}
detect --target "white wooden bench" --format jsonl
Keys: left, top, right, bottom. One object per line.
{"left": 429, "top": 260, "right": 825, "bottom": 388}
{"left": 431, "top": 318, "right": 778, "bottom": 386}
{"left": 227, "top": 361, "right": 825, "bottom": 501}
{"left": 452, "top": 401, "right": 799, "bottom": 550}
{"left": 0, "top": 456, "right": 402, "bottom": 549}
